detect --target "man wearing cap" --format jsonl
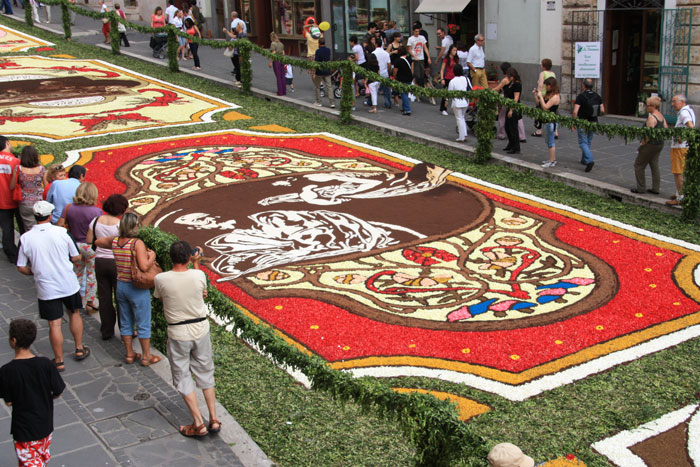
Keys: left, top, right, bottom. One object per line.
{"left": 16, "top": 200, "right": 90, "bottom": 372}
{"left": 487, "top": 443, "right": 534, "bottom": 467}
{"left": 0, "top": 135, "right": 22, "bottom": 263}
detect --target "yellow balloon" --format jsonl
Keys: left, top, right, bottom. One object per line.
{"left": 319, "top": 21, "right": 330, "bottom": 31}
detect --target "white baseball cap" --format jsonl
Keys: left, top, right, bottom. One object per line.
{"left": 487, "top": 443, "right": 535, "bottom": 467}
{"left": 32, "top": 200, "right": 55, "bottom": 217}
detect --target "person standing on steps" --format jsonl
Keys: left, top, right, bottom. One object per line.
{"left": 631, "top": 96, "right": 667, "bottom": 195}
{"left": 666, "top": 94, "right": 696, "bottom": 206}
{"left": 154, "top": 241, "right": 220, "bottom": 438}
{"left": 533, "top": 77, "right": 560, "bottom": 168}
{"left": 16, "top": 200, "right": 90, "bottom": 373}
{"left": 572, "top": 78, "right": 604, "bottom": 173}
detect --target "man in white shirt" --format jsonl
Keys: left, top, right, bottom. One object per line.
{"left": 154, "top": 241, "right": 219, "bottom": 438}
{"left": 407, "top": 25, "right": 430, "bottom": 87}
{"left": 435, "top": 27, "right": 453, "bottom": 63}
{"left": 467, "top": 33, "right": 487, "bottom": 90}
{"left": 666, "top": 94, "right": 696, "bottom": 205}
{"left": 372, "top": 39, "right": 392, "bottom": 108}
{"left": 230, "top": 10, "right": 246, "bottom": 34}
{"left": 164, "top": 0, "right": 178, "bottom": 24}
{"left": 16, "top": 201, "right": 89, "bottom": 372}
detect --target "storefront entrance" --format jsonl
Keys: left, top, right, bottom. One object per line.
{"left": 330, "top": 0, "right": 410, "bottom": 57}
{"left": 570, "top": 3, "right": 691, "bottom": 121}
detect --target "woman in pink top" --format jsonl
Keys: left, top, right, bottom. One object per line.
{"left": 151, "top": 6, "right": 165, "bottom": 28}
{"left": 184, "top": 18, "right": 201, "bottom": 70}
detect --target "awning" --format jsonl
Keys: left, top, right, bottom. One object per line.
{"left": 414, "top": 0, "right": 471, "bottom": 14}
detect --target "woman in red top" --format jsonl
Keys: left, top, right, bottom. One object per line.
{"left": 439, "top": 45, "right": 459, "bottom": 114}
{"left": 184, "top": 18, "right": 202, "bottom": 70}
{"left": 151, "top": 6, "right": 165, "bottom": 28}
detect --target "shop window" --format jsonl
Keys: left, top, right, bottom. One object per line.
{"left": 272, "top": 0, "right": 317, "bottom": 36}
{"left": 241, "top": 0, "right": 255, "bottom": 35}
{"left": 389, "top": 0, "right": 409, "bottom": 34}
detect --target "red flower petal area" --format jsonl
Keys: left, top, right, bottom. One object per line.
{"left": 84, "top": 133, "right": 700, "bottom": 380}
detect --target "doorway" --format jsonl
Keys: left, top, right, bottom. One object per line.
{"left": 603, "top": 9, "right": 661, "bottom": 116}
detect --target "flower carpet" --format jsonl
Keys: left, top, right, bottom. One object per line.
{"left": 593, "top": 404, "right": 699, "bottom": 466}
{"left": 70, "top": 129, "right": 700, "bottom": 402}
{"left": 0, "top": 56, "right": 237, "bottom": 140}
{"left": 0, "top": 24, "right": 53, "bottom": 52}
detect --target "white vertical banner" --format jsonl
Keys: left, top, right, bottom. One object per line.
{"left": 574, "top": 42, "right": 601, "bottom": 78}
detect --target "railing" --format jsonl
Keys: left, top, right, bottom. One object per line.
{"left": 18, "top": 0, "right": 700, "bottom": 219}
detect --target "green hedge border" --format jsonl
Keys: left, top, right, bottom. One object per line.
{"left": 139, "top": 226, "right": 487, "bottom": 466}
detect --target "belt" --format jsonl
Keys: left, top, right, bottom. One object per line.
{"left": 167, "top": 316, "right": 207, "bottom": 326}
{"left": 474, "top": 67, "right": 484, "bottom": 70}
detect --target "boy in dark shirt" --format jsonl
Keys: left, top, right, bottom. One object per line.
{"left": 0, "top": 319, "right": 65, "bottom": 467}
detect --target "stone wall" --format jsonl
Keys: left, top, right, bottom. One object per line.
{"left": 678, "top": 0, "right": 700, "bottom": 106}
{"left": 560, "top": 0, "right": 598, "bottom": 110}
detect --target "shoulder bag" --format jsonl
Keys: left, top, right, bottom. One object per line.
{"left": 11, "top": 166, "right": 21, "bottom": 203}
{"left": 130, "top": 239, "right": 162, "bottom": 289}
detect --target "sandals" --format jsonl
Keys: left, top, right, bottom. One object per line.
{"left": 531, "top": 131, "right": 542, "bottom": 137}
{"left": 208, "top": 419, "right": 222, "bottom": 434}
{"left": 140, "top": 355, "right": 162, "bottom": 367}
{"left": 74, "top": 346, "right": 90, "bottom": 361}
{"left": 179, "top": 423, "right": 208, "bottom": 438}
{"left": 124, "top": 353, "right": 142, "bottom": 364}
{"left": 53, "top": 359, "right": 65, "bottom": 372}
{"left": 85, "top": 303, "right": 99, "bottom": 314}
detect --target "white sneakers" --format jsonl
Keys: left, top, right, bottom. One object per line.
{"left": 541, "top": 160, "right": 557, "bottom": 168}
{"left": 441, "top": 110, "right": 448, "bottom": 116}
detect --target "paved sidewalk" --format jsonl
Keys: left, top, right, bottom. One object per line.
{"left": 3, "top": 8, "right": 688, "bottom": 213}
{"left": 0, "top": 258, "right": 272, "bottom": 466}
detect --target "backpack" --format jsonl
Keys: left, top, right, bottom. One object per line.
{"left": 579, "top": 91, "right": 601, "bottom": 120}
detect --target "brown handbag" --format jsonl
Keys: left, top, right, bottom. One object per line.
{"left": 130, "top": 239, "right": 162, "bottom": 289}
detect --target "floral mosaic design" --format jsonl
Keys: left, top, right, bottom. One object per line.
{"left": 73, "top": 130, "right": 700, "bottom": 400}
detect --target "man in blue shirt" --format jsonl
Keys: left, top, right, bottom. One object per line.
{"left": 312, "top": 38, "right": 334, "bottom": 108}
{"left": 46, "top": 165, "right": 85, "bottom": 224}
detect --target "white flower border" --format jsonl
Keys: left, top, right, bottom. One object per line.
{"left": 67, "top": 129, "right": 700, "bottom": 401}
{"left": 4, "top": 56, "right": 239, "bottom": 142}
{"left": 591, "top": 404, "right": 699, "bottom": 467}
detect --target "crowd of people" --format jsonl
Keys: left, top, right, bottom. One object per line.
{"left": 0, "top": 137, "right": 220, "bottom": 464}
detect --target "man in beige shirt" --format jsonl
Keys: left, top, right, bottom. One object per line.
{"left": 154, "top": 241, "right": 219, "bottom": 438}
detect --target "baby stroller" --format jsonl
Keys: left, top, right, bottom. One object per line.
{"left": 150, "top": 33, "right": 167, "bottom": 59}
{"left": 320, "top": 68, "right": 364, "bottom": 99}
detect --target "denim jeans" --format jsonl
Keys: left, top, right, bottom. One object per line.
{"left": 380, "top": 83, "right": 391, "bottom": 108}
{"left": 577, "top": 128, "right": 594, "bottom": 164}
{"left": 116, "top": 280, "right": 151, "bottom": 338}
{"left": 400, "top": 92, "right": 410, "bottom": 114}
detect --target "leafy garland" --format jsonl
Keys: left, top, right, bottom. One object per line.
{"left": 23, "top": 3, "right": 700, "bottom": 218}
{"left": 139, "top": 226, "right": 487, "bottom": 466}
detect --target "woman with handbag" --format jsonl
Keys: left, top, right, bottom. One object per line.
{"left": 9, "top": 145, "right": 46, "bottom": 231}
{"left": 86, "top": 194, "right": 128, "bottom": 340}
{"left": 58, "top": 182, "right": 102, "bottom": 313}
{"left": 96, "top": 212, "right": 162, "bottom": 366}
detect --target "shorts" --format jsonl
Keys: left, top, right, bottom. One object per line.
{"left": 38, "top": 292, "right": 82, "bottom": 321}
{"left": 285, "top": 77, "right": 293, "bottom": 85}
{"left": 15, "top": 433, "right": 52, "bottom": 467}
{"left": 167, "top": 334, "right": 215, "bottom": 397}
{"left": 670, "top": 147, "right": 688, "bottom": 174}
